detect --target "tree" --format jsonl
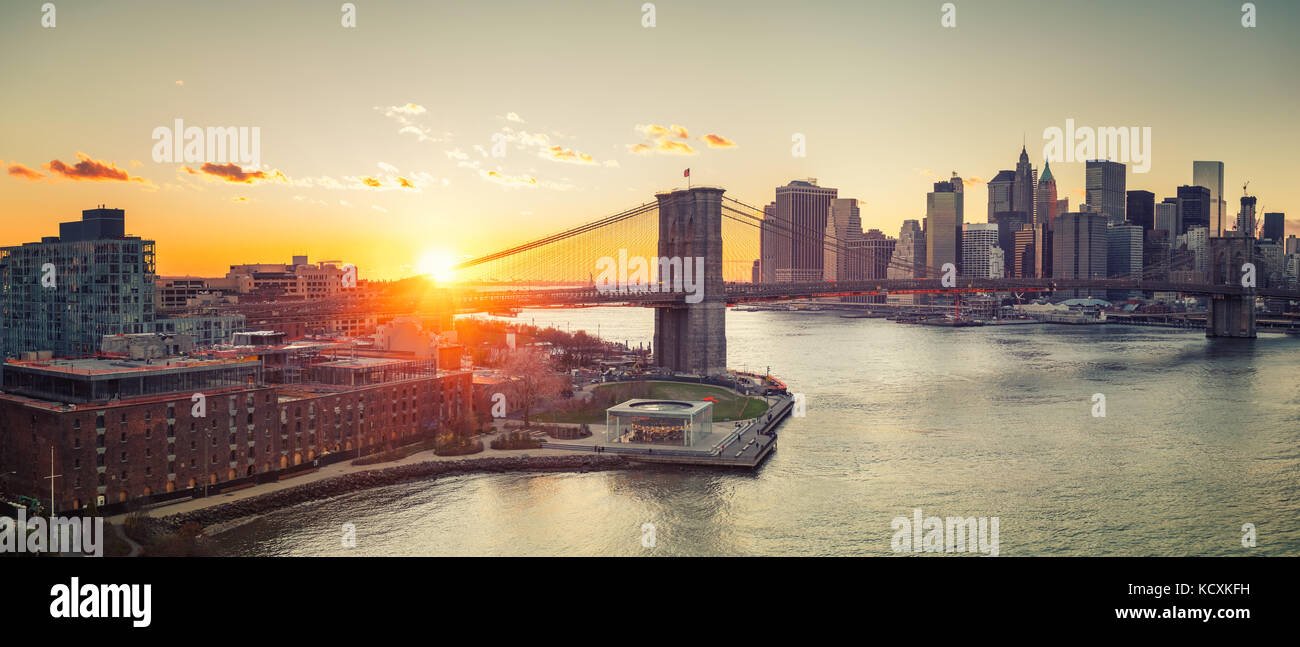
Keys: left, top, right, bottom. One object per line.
{"left": 499, "top": 347, "right": 568, "bottom": 426}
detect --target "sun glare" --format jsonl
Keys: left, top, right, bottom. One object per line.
{"left": 417, "top": 250, "right": 458, "bottom": 283}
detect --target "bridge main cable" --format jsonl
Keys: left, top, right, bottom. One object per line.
{"left": 452, "top": 200, "right": 659, "bottom": 271}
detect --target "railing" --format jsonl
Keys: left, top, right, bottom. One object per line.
{"left": 453, "top": 279, "right": 1300, "bottom": 309}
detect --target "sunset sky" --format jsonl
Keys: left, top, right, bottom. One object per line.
{"left": 2, "top": 0, "right": 1297, "bottom": 280}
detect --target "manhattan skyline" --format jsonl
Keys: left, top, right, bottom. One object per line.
{"left": 2, "top": 0, "right": 1297, "bottom": 280}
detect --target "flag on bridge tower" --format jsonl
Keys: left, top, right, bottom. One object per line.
{"left": 684, "top": 168, "right": 690, "bottom": 188}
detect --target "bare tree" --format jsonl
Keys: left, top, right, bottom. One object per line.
{"left": 499, "top": 347, "right": 568, "bottom": 426}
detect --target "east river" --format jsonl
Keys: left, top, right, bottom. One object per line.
{"left": 214, "top": 308, "right": 1300, "bottom": 556}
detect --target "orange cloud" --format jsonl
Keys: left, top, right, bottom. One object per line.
{"left": 485, "top": 170, "right": 539, "bottom": 186}
{"left": 7, "top": 163, "right": 45, "bottom": 180}
{"left": 637, "top": 124, "right": 689, "bottom": 139}
{"left": 43, "top": 153, "right": 144, "bottom": 182}
{"left": 397, "top": 177, "right": 415, "bottom": 189}
{"left": 545, "top": 145, "right": 595, "bottom": 164}
{"left": 184, "top": 162, "right": 287, "bottom": 184}
{"left": 700, "top": 133, "right": 736, "bottom": 148}
{"left": 361, "top": 176, "right": 382, "bottom": 188}
{"left": 631, "top": 139, "right": 696, "bottom": 155}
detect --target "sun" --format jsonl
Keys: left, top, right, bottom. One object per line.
{"left": 416, "top": 250, "right": 458, "bottom": 283}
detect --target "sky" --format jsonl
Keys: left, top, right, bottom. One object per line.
{"left": 2, "top": 0, "right": 1298, "bottom": 280}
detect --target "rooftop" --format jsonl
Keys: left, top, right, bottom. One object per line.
{"left": 607, "top": 399, "right": 713, "bottom": 417}
{"left": 4, "top": 355, "right": 259, "bottom": 378}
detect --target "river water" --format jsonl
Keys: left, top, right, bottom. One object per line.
{"left": 214, "top": 308, "right": 1300, "bottom": 556}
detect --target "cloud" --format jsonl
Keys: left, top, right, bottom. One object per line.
{"left": 478, "top": 168, "right": 574, "bottom": 191}
{"left": 505, "top": 112, "right": 524, "bottom": 123}
{"left": 293, "top": 169, "right": 439, "bottom": 192}
{"left": 398, "top": 125, "right": 437, "bottom": 142}
{"left": 175, "top": 80, "right": 184, "bottom": 86}
{"left": 44, "top": 154, "right": 132, "bottom": 182}
{"left": 377, "top": 162, "right": 399, "bottom": 173}
{"left": 384, "top": 103, "right": 426, "bottom": 116}
{"left": 372, "top": 205, "right": 388, "bottom": 213}
{"left": 543, "top": 145, "right": 595, "bottom": 165}
{"left": 7, "top": 163, "right": 45, "bottom": 180}
{"left": 484, "top": 170, "right": 538, "bottom": 186}
{"left": 232, "top": 196, "right": 248, "bottom": 203}
{"left": 964, "top": 176, "right": 985, "bottom": 185}
{"left": 631, "top": 124, "right": 713, "bottom": 155}
{"left": 699, "top": 133, "right": 736, "bottom": 148}
{"left": 184, "top": 162, "right": 288, "bottom": 184}
{"left": 631, "top": 139, "right": 696, "bottom": 155}
{"left": 376, "top": 104, "right": 447, "bottom": 143}
{"left": 637, "top": 124, "right": 689, "bottom": 139}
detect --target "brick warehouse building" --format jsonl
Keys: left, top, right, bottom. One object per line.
{"left": 0, "top": 351, "right": 471, "bottom": 511}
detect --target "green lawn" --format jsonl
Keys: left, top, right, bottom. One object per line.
{"left": 538, "top": 381, "right": 768, "bottom": 424}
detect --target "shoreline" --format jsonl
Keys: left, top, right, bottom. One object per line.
{"left": 156, "top": 454, "right": 640, "bottom": 533}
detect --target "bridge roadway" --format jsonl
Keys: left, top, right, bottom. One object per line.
{"left": 454, "top": 278, "right": 1300, "bottom": 309}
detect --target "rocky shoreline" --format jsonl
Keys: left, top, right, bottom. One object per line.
{"left": 159, "top": 454, "right": 637, "bottom": 532}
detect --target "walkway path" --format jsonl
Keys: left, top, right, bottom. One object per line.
{"left": 111, "top": 522, "right": 142, "bottom": 557}
{"left": 107, "top": 433, "right": 593, "bottom": 523}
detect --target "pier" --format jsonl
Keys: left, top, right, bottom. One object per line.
{"left": 543, "top": 393, "right": 793, "bottom": 469}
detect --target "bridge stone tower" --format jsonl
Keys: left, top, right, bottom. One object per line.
{"left": 653, "top": 187, "right": 727, "bottom": 376}
{"left": 1206, "top": 235, "right": 1256, "bottom": 338}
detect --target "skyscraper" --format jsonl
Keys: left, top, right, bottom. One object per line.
{"left": 1012, "top": 225, "right": 1041, "bottom": 278}
{"left": 1176, "top": 185, "right": 1211, "bottom": 234}
{"left": 888, "top": 219, "right": 925, "bottom": 305}
{"left": 1053, "top": 211, "right": 1109, "bottom": 298}
{"left": 823, "top": 198, "right": 865, "bottom": 281}
{"left": 1107, "top": 224, "right": 1143, "bottom": 300}
{"left": 1, "top": 208, "right": 158, "bottom": 356}
{"left": 961, "top": 223, "right": 1001, "bottom": 278}
{"left": 888, "top": 220, "right": 926, "bottom": 279}
{"left": 1012, "top": 146, "right": 1037, "bottom": 220}
{"left": 1237, "top": 196, "right": 1258, "bottom": 236}
{"left": 925, "top": 175, "right": 964, "bottom": 277}
{"left": 1, "top": 207, "right": 243, "bottom": 357}
{"left": 987, "top": 170, "right": 1015, "bottom": 219}
{"left": 1126, "top": 190, "right": 1155, "bottom": 232}
{"left": 1262, "top": 212, "right": 1285, "bottom": 242}
{"left": 1035, "top": 161, "right": 1058, "bottom": 227}
{"left": 1192, "top": 161, "right": 1225, "bottom": 236}
{"left": 853, "top": 229, "right": 897, "bottom": 281}
{"left": 1085, "top": 159, "right": 1126, "bottom": 225}
{"left": 1107, "top": 225, "right": 1143, "bottom": 279}
{"left": 1155, "top": 199, "right": 1181, "bottom": 236}
{"left": 774, "top": 179, "right": 838, "bottom": 281}
{"left": 991, "top": 211, "right": 1029, "bottom": 277}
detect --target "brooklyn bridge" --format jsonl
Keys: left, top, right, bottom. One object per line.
{"left": 429, "top": 186, "right": 1297, "bottom": 375}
